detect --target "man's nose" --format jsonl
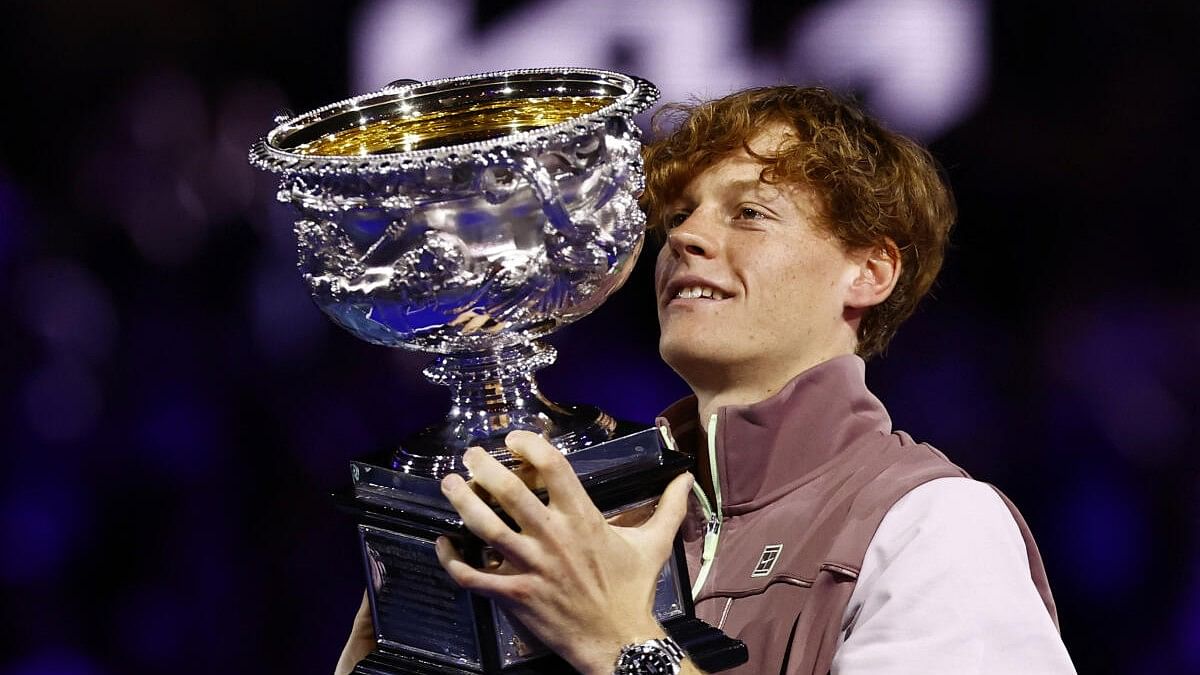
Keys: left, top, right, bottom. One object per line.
{"left": 666, "top": 214, "right": 718, "bottom": 259}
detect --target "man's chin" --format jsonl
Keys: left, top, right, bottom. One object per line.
{"left": 660, "top": 340, "right": 731, "bottom": 377}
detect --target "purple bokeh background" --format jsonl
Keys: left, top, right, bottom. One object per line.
{"left": 1, "top": 1, "right": 1197, "bottom": 673}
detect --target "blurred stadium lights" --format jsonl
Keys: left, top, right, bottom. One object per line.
{"left": 352, "top": 0, "right": 754, "bottom": 107}
{"left": 21, "top": 358, "right": 103, "bottom": 445}
{"left": 351, "top": 0, "right": 989, "bottom": 139}
{"left": 15, "top": 259, "right": 113, "bottom": 445}
{"left": 73, "top": 70, "right": 289, "bottom": 268}
{"left": 0, "top": 482, "right": 88, "bottom": 585}
{"left": 1053, "top": 471, "right": 1149, "bottom": 597}
{"left": 17, "top": 258, "right": 118, "bottom": 365}
{"left": 3, "top": 650, "right": 100, "bottom": 675}
{"left": 791, "top": 0, "right": 988, "bottom": 139}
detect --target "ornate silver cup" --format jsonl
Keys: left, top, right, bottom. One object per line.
{"left": 251, "top": 69, "right": 744, "bottom": 674}
{"left": 251, "top": 68, "right": 657, "bottom": 476}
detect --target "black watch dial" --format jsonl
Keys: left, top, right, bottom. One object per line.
{"left": 615, "top": 640, "right": 681, "bottom": 675}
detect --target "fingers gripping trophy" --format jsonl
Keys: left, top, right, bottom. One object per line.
{"left": 250, "top": 69, "right": 745, "bottom": 673}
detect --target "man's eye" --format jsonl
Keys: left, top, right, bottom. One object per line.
{"left": 737, "top": 207, "right": 766, "bottom": 220}
{"left": 666, "top": 212, "right": 689, "bottom": 229}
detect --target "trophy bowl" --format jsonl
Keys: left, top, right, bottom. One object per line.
{"left": 250, "top": 68, "right": 659, "bottom": 474}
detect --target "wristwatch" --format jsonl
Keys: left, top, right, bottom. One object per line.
{"left": 613, "top": 637, "right": 685, "bottom": 675}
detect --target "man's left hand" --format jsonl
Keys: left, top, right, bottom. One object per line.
{"left": 435, "top": 430, "right": 694, "bottom": 675}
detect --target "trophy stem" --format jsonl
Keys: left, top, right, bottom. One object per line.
{"left": 393, "top": 341, "right": 616, "bottom": 477}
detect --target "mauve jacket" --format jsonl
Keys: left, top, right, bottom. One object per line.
{"left": 657, "top": 355, "right": 1058, "bottom": 674}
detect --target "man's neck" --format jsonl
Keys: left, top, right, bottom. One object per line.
{"left": 690, "top": 349, "right": 854, "bottom": 424}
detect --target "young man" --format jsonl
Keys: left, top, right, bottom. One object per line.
{"left": 338, "top": 87, "right": 1075, "bottom": 674}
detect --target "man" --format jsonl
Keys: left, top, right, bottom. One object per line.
{"left": 337, "top": 87, "right": 1075, "bottom": 674}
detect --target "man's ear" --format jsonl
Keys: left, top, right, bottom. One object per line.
{"left": 845, "top": 239, "right": 901, "bottom": 309}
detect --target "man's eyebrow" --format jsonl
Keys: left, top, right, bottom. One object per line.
{"left": 721, "top": 177, "right": 764, "bottom": 194}
{"left": 676, "top": 177, "right": 782, "bottom": 205}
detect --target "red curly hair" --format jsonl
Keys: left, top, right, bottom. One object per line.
{"left": 640, "top": 86, "right": 956, "bottom": 358}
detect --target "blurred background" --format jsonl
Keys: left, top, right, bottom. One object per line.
{"left": 0, "top": 0, "right": 1196, "bottom": 673}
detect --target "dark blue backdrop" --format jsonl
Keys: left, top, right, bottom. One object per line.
{"left": 1, "top": 1, "right": 1197, "bottom": 673}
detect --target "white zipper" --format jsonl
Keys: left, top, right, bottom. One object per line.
{"left": 690, "top": 413, "right": 723, "bottom": 599}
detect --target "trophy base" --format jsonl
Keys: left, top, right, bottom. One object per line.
{"left": 338, "top": 424, "right": 747, "bottom": 674}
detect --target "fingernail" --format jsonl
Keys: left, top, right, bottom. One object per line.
{"left": 461, "top": 449, "right": 479, "bottom": 471}
{"left": 441, "top": 473, "right": 464, "bottom": 493}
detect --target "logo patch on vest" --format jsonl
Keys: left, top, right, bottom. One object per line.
{"left": 751, "top": 544, "right": 783, "bottom": 577}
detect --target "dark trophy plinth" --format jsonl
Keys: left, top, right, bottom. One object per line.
{"left": 341, "top": 427, "right": 745, "bottom": 673}
{"left": 249, "top": 69, "right": 746, "bottom": 673}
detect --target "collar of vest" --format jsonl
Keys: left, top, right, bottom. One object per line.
{"left": 658, "top": 354, "right": 893, "bottom": 514}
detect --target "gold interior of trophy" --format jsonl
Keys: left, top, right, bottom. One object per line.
{"left": 290, "top": 96, "right": 616, "bottom": 156}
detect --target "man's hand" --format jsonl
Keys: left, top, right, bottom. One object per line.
{"left": 334, "top": 591, "right": 375, "bottom": 675}
{"left": 435, "top": 430, "right": 694, "bottom": 675}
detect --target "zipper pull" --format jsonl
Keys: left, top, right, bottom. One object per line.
{"left": 701, "top": 516, "right": 720, "bottom": 561}
{"left": 693, "top": 516, "right": 720, "bottom": 599}
{"left": 707, "top": 514, "right": 721, "bottom": 536}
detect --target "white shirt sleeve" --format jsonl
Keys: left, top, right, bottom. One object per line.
{"left": 830, "top": 477, "right": 1076, "bottom": 675}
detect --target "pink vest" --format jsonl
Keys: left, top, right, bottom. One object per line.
{"left": 659, "top": 355, "right": 1059, "bottom": 674}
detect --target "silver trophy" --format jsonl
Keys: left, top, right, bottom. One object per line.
{"left": 251, "top": 68, "right": 744, "bottom": 674}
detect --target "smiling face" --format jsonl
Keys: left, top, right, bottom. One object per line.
{"left": 654, "top": 126, "right": 863, "bottom": 393}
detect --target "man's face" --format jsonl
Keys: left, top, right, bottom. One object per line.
{"left": 654, "top": 126, "right": 861, "bottom": 386}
